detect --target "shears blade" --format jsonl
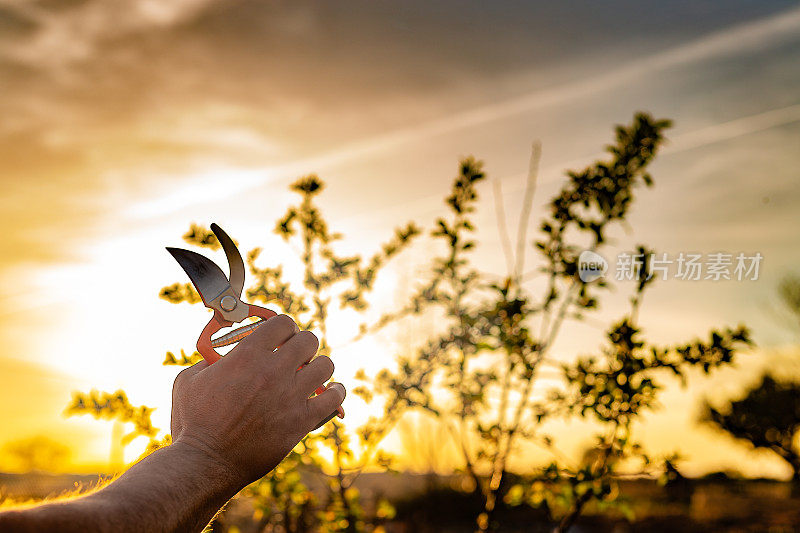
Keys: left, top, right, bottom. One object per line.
{"left": 210, "top": 223, "right": 245, "bottom": 299}
{"left": 166, "top": 247, "right": 232, "bottom": 306}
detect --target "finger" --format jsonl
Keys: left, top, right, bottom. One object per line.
{"left": 295, "top": 355, "right": 334, "bottom": 397}
{"left": 226, "top": 314, "right": 298, "bottom": 364}
{"left": 307, "top": 382, "right": 346, "bottom": 428}
{"left": 275, "top": 329, "right": 319, "bottom": 373}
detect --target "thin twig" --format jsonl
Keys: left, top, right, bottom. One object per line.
{"left": 514, "top": 141, "right": 542, "bottom": 280}
{"left": 492, "top": 179, "right": 515, "bottom": 276}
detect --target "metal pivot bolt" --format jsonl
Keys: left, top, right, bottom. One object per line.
{"left": 220, "top": 295, "right": 237, "bottom": 311}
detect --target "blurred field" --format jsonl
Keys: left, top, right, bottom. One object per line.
{"left": 4, "top": 471, "right": 799, "bottom": 532}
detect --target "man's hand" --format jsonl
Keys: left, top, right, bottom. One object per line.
{"left": 171, "top": 314, "right": 346, "bottom": 486}
{"left": 0, "top": 314, "right": 346, "bottom": 533}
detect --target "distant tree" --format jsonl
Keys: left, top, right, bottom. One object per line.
{"left": 778, "top": 274, "right": 800, "bottom": 333}
{"left": 1, "top": 436, "right": 71, "bottom": 473}
{"left": 703, "top": 375, "right": 800, "bottom": 480}
{"left": 703, "top": 275, "right": 800, "bottom": 482}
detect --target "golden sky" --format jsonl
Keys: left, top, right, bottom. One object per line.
{"left": 1, "top": 0, "right": 800, "bottom": 477}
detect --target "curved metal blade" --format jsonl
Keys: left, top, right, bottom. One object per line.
{"left": 166, "top": 247, "right": 231, "bottom": 305}
{"left": 210, "top": 223, "right": 245, "bottom": 298}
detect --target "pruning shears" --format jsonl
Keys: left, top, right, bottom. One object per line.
{"left": 167, "top": 223, "right": 343, "bottom": 418}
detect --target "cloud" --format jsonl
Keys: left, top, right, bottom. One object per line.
{"left": 0, "top": 0, "right": 216, "bottom": 70}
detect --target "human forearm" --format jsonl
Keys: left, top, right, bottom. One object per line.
{"left": 0, "top": 441, "right": 242, "bottom": 533}
{"left": 93, "top": 440, "right": 243, "bottom": 531}
{"left": 0, "top": 315, "right": 345, "bottom": 532}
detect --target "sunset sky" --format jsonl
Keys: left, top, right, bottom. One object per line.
{"left": 1, "top": 1, "right": 800, "bottom": 477}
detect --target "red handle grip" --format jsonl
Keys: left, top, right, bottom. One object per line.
{"left": 247, "top": 304, "right": 278, "bottom": 322}
{"left": 197, "top": 314, "right": 228, "bottom": 364}
{"left": 197, "top": 304, "right": 277, "bottom": 364}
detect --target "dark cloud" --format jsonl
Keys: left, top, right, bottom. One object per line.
{"left": 4, "top": 0, "right": 798, "bottom": 152}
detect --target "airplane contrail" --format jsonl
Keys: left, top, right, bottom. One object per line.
{"left": 329, "top": 100, "right": 800, "bottom": 230}
{"left": 664, "top": 103, "right": 800, "bottom": 154}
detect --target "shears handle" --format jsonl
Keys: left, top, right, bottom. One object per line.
{"left": 197, "top": 304, "right": 276, "bottom": 364}
{"left": 196, "top": 305, "right": 344, "bottom": 419}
